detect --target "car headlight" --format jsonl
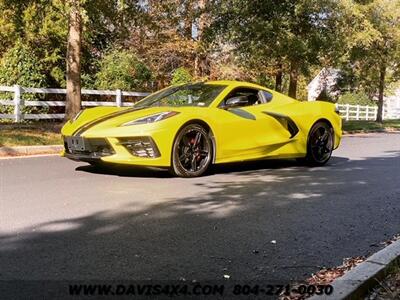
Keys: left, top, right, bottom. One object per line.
{"left": 121, "top": 111, "right": 180, "bottom": 126}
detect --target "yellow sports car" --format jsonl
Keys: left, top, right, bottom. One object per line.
{"left": 61, "top": 81, "right": 342, "bottom": 177}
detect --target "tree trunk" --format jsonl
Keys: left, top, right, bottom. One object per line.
{"left": 194, "top": 0, "right": 207, "bottom": 78}
{"left": 183, "top": 1, "right": 194, "bottom": 38}
{"left": 65, "top": 0, "right": 82, "bottom": 121}
{"left": 288, "top": 61, "right": 298, "bottom": 99}
{"left": 376, "top": 64, "right": 386, "bottom": 123}
{"left": 275, "top": 62, "right": 283, "bottom": 92}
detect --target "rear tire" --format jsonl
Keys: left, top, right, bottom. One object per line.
{"left": 305, "top": 121, "right": 334, "bottom": 166}
{"left": 170, "top": 124, "right": 213, "bottom": 177}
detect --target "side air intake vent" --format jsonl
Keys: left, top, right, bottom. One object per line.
{"left": 262, "top": 112, "right": 299, "bottom": 138}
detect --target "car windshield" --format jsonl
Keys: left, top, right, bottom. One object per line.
{"left": 134, "top": 83, "right": 226, "bottom": 108}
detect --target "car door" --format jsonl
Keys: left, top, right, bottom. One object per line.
{"left": 213, "top": 88, "right": 294, "bottom": 162}
{"left": 245, "top": 90, "right": 293, "bottom": 145}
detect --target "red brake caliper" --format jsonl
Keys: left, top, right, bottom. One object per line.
{"left": 190, "top": 138, "right": 202, "bottom": 161}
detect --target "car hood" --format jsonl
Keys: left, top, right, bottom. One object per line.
{"left": 62, "top": 106, "right": 201, "bottom": 137}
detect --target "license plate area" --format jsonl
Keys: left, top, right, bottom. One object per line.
{"left": 67, "top": 137, "right": 87, "bottom": 152}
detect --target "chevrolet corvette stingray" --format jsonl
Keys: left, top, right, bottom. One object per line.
{"left": 61, "top": 81, "right": 342, "bottom": 177}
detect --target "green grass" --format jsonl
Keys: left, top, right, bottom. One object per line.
{"left": 343, "top": 119, "right": 400, "bottom": 132}
{"left": 367, "top": 264, "right": 400, "bottom": 299}
{"left": 0, "top": 122, "right": 63, "bottom": 147}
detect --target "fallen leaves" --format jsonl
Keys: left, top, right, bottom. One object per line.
{"left": 279, "top": 256, "right": 366, "bottom": 300}
{"left": 307, "top": 256, "right": 366, "bottom": 285}
{"left": 380, "top": 234, "right": 400, "bottom": 247}
{"left": 280, "top": 234, "right": 400, "bottom": 299}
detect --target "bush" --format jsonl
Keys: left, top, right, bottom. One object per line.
{"left": 95, "top": 49, "right": 152, "bottom": 91}
{"left": 0, "top": 41, "right": 46, "bottom": 88}
{"left": 0, "top": 41, "right": 47, "bottom": 115}
{"left": 171, "top": 67, "right": 193, "bottom": 85}
{"left": 338, "top": 92, "right": 376, "bottom": 106}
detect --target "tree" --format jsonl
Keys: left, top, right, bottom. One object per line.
{"left": 0, "top": 0, "right": 68, "bottom": 86}
{"left": 95, "top": 48, "right": 152, "bottom": 90}
{"left": 338, "top": 91, "right": 376, "bottom": 106}
{"left": 0, "top": 41, "right": 47, "bottom": 114}
{"left": 209, "top": 0, "right": 342, "bottom": 98}
{"left": 171, "top": 67, "right": 193, "bottom": 85}
{"left": 339, "top": 0, "right": 400, "bottom": 122}
{"left": 194, "top": 0, "right": 209, "bottom": 78}
{"left": 128, "top": 0, "right": 198, "bottom": 88}
{"left": 65, "top": 0, "right": 82, "bottom": 120}
{"left": 0, "top": 41, "right": 46, "bottom": 87}
{"left": 64, "top": 0, "right": 145, "bottom": 119}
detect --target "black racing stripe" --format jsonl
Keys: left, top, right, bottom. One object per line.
{"left": 73, "top": 107, "right": 148, "bottom": 136}
{"left": 227, "top": 108, "right": 256, "bottom": 120}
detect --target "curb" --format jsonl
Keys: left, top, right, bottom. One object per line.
{"left": 343, "top": 128, "right": 400, "bottom": 135}
{"left": 0, "top": 145, "right": 63, "bottom": 157}
{"left": 309, "top": 239, "right": 400, "bottom": 300}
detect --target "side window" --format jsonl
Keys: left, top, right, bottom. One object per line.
{"left": 221, "top": 88, "right": 267, "bottom": 108}
{"left": 259, "top": 90, "right": 273, "bottom": 103}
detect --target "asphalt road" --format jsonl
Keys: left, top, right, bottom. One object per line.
{"left": 0, "top": 134, "right": 399, "bottom": 286}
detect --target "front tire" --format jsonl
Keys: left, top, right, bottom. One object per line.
{"left": 305, "top": 121, "right": 334, "bottom": 166}
{"left": 170, "top": 124, "right": 213, "bottom": 177}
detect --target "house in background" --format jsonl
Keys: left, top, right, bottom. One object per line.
{"left": 307, "top": 68, "right": 400, "bottom": 119}
{"left": 384, "top": 88, "right": 400, "bottom": 119}
{"left": 307, "top": 68, "right": 341, "bottom": 102}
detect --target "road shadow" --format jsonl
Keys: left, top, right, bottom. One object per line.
{"left": 74, "top": 157, "right": 350, "bottom": 178}
{"left": 76, "top": 164, "right": 172, "bottom": 178}
{"left": 210, "top": 156, "right": 349, "bottom": 175}
{"left": 0, "top": 152, "right": 399, "bottom": 298}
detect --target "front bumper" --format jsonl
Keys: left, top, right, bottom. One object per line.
{"left": 64, "top": 137, "right": 115, "bottom": 160}
{"left": 64, "top": 152, "right": 102, "bottom": 162}
{"left": 63, "top": 135, "right": 169, "bottom": 167}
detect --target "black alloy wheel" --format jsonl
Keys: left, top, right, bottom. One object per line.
{"left": 306, "top": 121, "right": 334, "bottom": 166}
{"left": 171, "top": 124, "right": 212, "bottom": 177}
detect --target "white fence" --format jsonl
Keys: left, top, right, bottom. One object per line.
{"left": 336, "top": 104, "right": 400, "bottom": 121}
{"left": 335, "top": 104, "right": 378, "bottom": 121}
{"left": 335, "top": 104, "right": 400, "bottom": 121}
{"left": 0, "top": 85, "right": 150, "bottom": 122}
{"left": 0, "top": 85, "right": 397, "bottom": 122}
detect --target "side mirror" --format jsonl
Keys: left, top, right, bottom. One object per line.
{"left": 223, "top": 96, "right": 249, "bottom": 108}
